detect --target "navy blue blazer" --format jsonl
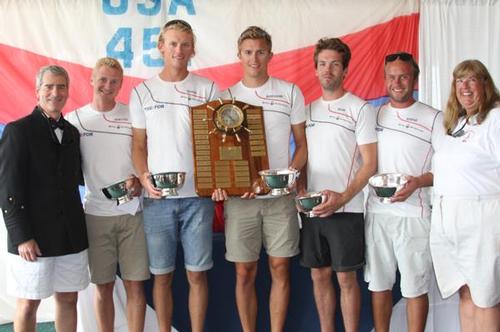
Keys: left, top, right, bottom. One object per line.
{"left": 0, "top": 107, "right": 88, "bottom": 256}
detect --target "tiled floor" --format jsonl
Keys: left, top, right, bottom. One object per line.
{"left": 0, "top": 322, "right": 55, "bottom": 332}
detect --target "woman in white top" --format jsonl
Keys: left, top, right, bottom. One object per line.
{"left": 431, "top": 59, "right": 500, "bottom": 331}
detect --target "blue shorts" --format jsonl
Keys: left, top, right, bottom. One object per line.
{"left": 142, "top": 197, "right": 214, "bottom": 274}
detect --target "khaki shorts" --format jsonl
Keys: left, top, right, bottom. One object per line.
{"left": 86, "top": 213, "right": 150, "bottom": 284}
{"left": 224, "top": 195, "right": 300, "bottom": 262}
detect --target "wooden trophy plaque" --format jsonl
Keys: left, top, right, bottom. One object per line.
{"left": 190, "top": 98, "right": 269, "bottom": 196}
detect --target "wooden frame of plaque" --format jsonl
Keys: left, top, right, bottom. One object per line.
{"left": 190, "top": 98, "right": 269, "bottom": 196}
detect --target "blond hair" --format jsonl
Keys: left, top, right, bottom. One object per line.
{"left": 237, "top": 26, "right": 272, "bottom": 53}
{"left": 444, "top": 59, "right": 500, "bottom": 134}
{"left": 158, "top": 19, "right": 195, "bottom": 46}
{"left": 93, "top": 57, "right": 123, "bottom": 76}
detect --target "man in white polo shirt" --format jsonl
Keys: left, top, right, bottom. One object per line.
{"left": 66, "top": 57, "right": 149, "bottom": 332}
{"left": 212, "top": 26, "right": 307, "bottom": 332}
{"left": 364, "top": 52, "right": 444, "bottom": 332}
{"left": 130, "top": 20, "right": 220, "bottom": 332}
{"left": 298, "top": 37, "right": 377, "bottom": 332}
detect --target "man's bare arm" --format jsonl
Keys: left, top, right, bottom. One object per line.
{"left": 132, "top": 127, "right": 162, "bottom": 198}
{"left": 313, "top": 142, "right": 377, "bottom": 217}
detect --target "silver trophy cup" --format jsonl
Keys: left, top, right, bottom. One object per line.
{"left": 368, "top": 173, "right": 408, "bottom": 203}
{"left": 296, "top": 192, "right": 323, "bottom": 217}
{"left": 150, "top": 172, "right": 186, "bottom": 197}
{"left": 102, "top": 178, "right": 134, "bottom": 206}
{"left": 258, "top": 168, "right": 299, "bottom": 196}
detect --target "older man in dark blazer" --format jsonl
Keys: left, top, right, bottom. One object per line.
{"left": 0, "top": 65, "right": 89, "bottom": 332}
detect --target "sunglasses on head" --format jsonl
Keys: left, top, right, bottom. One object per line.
{"left": 385, "top": 52, "right": 414, "bottom": 63}
{"left": 164, "top": 19, "right": 192, "bottom": 30}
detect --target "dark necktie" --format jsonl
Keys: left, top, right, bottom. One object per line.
{"left": 49, "top": 117, "right": 65, "bottom": 130}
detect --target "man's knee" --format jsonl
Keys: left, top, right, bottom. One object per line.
{"left": 54, "top": 292, "right": 78, "bottom": 306}
{"left": 269, "top": 257, "right": 290, "bottom": 278}
{"left": 235, "top": 262, "right": 257, "bottom": 285}
{"left": 186, "top": 271, "right": 207, "bottom": 287}
{"left": 95, "top": 281, "right": 115, "bottom": 300}
{"left": 16, "top": 298, "right": 41, "bottom": 317}
{"left": 336, "top": 271, "right": 359, "bottom": 290}
{"left": 311, "top": 267, "right": 333, "bottom": 285}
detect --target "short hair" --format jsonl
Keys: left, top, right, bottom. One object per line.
{"left": 313, "top": 38, "right": 351, "bottom": 70}
{"left": 93, "top": 57, "right": 123, "bottom": 76}
{"left": 384, "top": 52, "right": 420, "bottom": 79}
{"left": 158, "top": 19, "right": 195, "bottom": 45}
{"left": 444, "top": 59, "right": 500, "bottom": 134}
{"left": 237, "top": 26, "right": 272, "bottom": 52}
{"left": 35, "top": 65, "right": 69, "bottom": 90}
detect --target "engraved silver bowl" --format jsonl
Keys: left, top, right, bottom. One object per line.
{"left": 151, "top": 172, "right": 186, "bottom": 197}
{"left": 102, "top": 178, "right": 133, "bottom": 205}
{"left": 368, "top": 173, "right": 408, "bottom": 203}
{"left": 258, "top": 168, "right": 299, "bottom": 196}
{"left": 296, "top": 192, "right": 323, "bottom": 217}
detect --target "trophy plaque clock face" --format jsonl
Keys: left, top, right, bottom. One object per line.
{"left": 190, "top": 98, "right": 269, "bottom": 196}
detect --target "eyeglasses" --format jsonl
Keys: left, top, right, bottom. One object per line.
{"left": 164, "top": 19, "right": 192, "bottom": 31}
{"left": 385, "top": 52, "right": 414, "bottom": 63}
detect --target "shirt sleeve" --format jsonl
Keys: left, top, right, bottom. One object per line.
{"left": 355, "top": 102, "right": 377, "bottom": 145}
{"left": 129, "top": 86, "right": 146, "bottom": 129}
{"left": 431, "top": 110, "right": 446, "bottom": 150}
{"left": 290, "top": 84, "right": 306, "bottom": 125}
{"left": 486, "top": 108, "right": 500, "bottom": 164}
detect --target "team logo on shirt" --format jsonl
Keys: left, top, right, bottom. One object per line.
{"left": 328, "top": 106, "right": 354, "bottom": 125}
{"left": 144, "top": 104, "right": 166, "bottom": 112}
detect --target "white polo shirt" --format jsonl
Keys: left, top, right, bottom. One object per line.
{"left": 129, "top": 73, "right": 220, "bottom": 198}
{"left": 305, "top": 92, "right": 377, "bottom": 213}
{"left": 433, "top": 108, "right": 500, "bottom": 197}
{"left": 66, "top": 103, "right": 140, "bottom": 216}
{"left": 224, "top": 77, "right": 306, "bottom": 169}
{"left": 367, "top": 102, "right": 444, "bottom": 218}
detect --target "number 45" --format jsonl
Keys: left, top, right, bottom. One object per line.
{"left": 106, "top": 27, "right": 164, "bottom": 68}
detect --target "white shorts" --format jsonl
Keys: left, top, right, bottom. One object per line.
{"left": 7, "top": 250, "right": 90, "bottom": 299}
{"left": 364, "top": 213, "right": 432, "bottom": 298}
{"left": 430, "top": 195, "right": 500, "bottom": 308}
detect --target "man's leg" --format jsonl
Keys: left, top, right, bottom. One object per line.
{"left": 371, "top": 290, "right": 392, "bottom": 332}
{"left": 14, "top": 298, "right": 40, "bottom": 332}
{"left": 268, "top": 256, "right": 290, "bottom": 332}
{"left": 94, "top": 282, "right": 115, "bottom": 332}
{"left": 311, "top": 267, "right": 336, "bottom": 332}
{"left": 186, "top": 270, "right": 208, "bottom": 332}
{"left": 336, "top": 271, "right": 360, "bottom": 332}
{"left": 460, "top": 285, "right": 500, "bottom": 332}
{"left": 54, "top": 291, "right": 78, "bottom": 332}
{"left": 153, "top": 273, "right": 174, "bottom": 332}
{"left": 235, "top": 261, "right": 258, "bottom": 332}
{"left": 459, "top": 285, "right": 475, "bottom": 332}
{"left": 122, "top": 280, "right": 146, "bottom": 332}
{"left": 475, "top": 302, "right": 500, "bottom": 332}
{"left": 407, "top": 294, "right": 429, "bottom": 332}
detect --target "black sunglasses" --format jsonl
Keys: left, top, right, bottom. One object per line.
{"left": 385, "top": 52, "right": 414, "bottom": 63}
{"left": 164, "top": 19, "right": 192, "bottom": 30}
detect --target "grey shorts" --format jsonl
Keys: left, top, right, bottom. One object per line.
{"left": 224, "top": 195, "right": 300, "bottom": 262}
{"left": 86, "top": 213, "right": 150, "bottom": 284}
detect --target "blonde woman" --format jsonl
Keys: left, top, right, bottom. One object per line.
{"left": 431, "top": 59, "right": 500, "bottom": 331}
